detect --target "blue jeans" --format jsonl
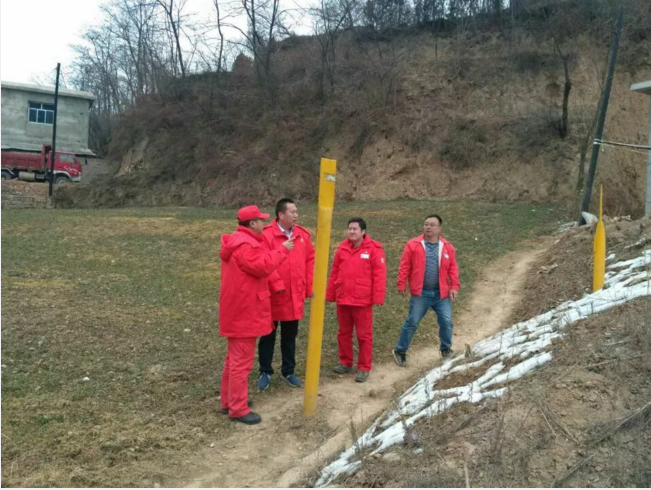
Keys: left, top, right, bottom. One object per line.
{"left": 396, "top": 289, "right": 453, "bottom": 353}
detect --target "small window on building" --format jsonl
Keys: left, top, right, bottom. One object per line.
{"left": 28, "top": 102, "right": 55, "bottom": 125}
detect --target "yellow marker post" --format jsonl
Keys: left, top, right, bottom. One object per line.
{"left": 304, "top": 158, "right": 336, "bottom": 416}
{"left": 593, "top": 185, "right": 606, "bottom": 292}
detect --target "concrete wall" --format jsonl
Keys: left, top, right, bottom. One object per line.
{"left": 1, "top": 86, "right": 93, "bottom": 155}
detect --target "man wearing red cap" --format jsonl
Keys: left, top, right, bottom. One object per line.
{"left": 257, "top": 198, "right": 315, "bottom": 390}
{"left": 219, "top": 205, "right": 294, "bottom": 424}
{"left": 326, "top": 218, "right": 386, "bottom": 383}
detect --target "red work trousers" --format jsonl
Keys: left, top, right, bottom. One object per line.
{"left": 336, "top": 305, "right": 374, "bottom": 371}
{"left": 220, "top": 336, "right": 256, "bottom": 418}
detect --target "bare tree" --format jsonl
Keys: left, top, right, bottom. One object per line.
{"left": 110, "top": 0, "right": 161, "bottom": 100}
{"left": 552, "top": 34, "right": 571, "bottom": 139}
{"left": 69, "top": 0, "right": 191, "bottom": 153}
{"left": 156, "top": 0, "right": 188, "bottom": 77}
{"left": 70, "top": 24, "right": 123, "bottom": 153}
{"left": 417, "top": 0, "right": 446, "bottom": 23}
{"left": 363, "top": 0, "right": 412, "bottom": 30}
{"left": 311, "top": 0, "right": 358, "bottom": 99}
{"left": 214, "top": 0, "right": 226, "bottom": 72}
{"left": 353, "top": 28, "right": 409, "bottom": 108}
{"left": 189, "top": 0, "right": 233, "bottom": 74}
{"left": 224, "top": 0, "right": 285, "bottom": 103}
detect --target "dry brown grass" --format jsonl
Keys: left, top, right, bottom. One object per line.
{"left": 512, "top": 216, "right": 651, "bottom": 322}
{"left": 56, "top": 14, "right": 651, "bottom": 215}
{"left": 335, "top": 217, "right": 651, "bottom": 488}
{"left": 338, "top": 298, "right": 651, "bottom": 488}
{"left": 1, "top": 201, "right": 557, "bottom": 487}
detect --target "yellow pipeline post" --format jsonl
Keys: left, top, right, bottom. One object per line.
{"left": 304, "top": 158, "right": 337, "bottom": 416}
{"left": 593, "top": 185, "right": 606, "bottom": 292}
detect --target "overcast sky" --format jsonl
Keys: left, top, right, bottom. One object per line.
{"left": 1, "top": 0, "right": 313, "bottom": 86}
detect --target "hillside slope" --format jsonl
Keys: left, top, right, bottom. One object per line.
{"left": 313, "top": 217, "right": 651, "bottom": 488}
{"left": 57, "top": 14, "right": 651, "bottom": 215}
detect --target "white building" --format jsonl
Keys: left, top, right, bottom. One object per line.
{"left": 1, "top": 81, "right": 95, "bottom": 156}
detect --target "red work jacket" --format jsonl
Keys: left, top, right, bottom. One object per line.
{"left": 397, "top": 235, "right": 460, "bottom": 299}
{"left": 219, "top": 226, "right": 288, "bottom": 338}
{"left": 261, "top": 220, "right": 315, "bottom": 321}
{"left": 326, "top": 235, "right": 386, "bottom": 307}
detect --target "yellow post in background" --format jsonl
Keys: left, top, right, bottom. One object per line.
{"left": 304, "top": 158, "right": 337, "bottom": 416}
{"left": 593, "top": 185, "right": 606, "bottom": 292}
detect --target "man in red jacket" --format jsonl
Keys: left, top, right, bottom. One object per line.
{"left": 219, "top": 205, "right": 294, "bottom": 425}
{"left": 393, "top": 214, "right": 460, "bottom": 367}
{"left": 257, "top": 198, "right": 315, "bottom": 390}
{"left": 326, "top": 218, "right": 386, "bottom": 383}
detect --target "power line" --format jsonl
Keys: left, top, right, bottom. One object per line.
{"left": 59, "top": 70, "right": 68, "bottom": 89}
{"left": 598, "top": 144, "right": 651, "bottom": 157}
{"left": 594, "top": 138, "right": 651, "bottom": 151}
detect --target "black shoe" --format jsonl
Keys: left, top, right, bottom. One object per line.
{"left": 219, "top": 400, "right": 253, "bottom": 414}
{"left": 229, "top": 411, "right": 262, "bottom": 425}
{"left": 441, "top": 348, "right": 454, "bottom": 358}
{"left": 355, "top": 370, "right": 369, "bottom": 383}
{"left": 393, "top": 348, "right": 407, "bottom": 367}
{"left": 333, "top": 364, "right": 353, "bottom": 374}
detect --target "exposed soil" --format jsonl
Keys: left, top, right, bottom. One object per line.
{"left": 186, "top": 240, "right": 550, "bottom": 487}
{"left": 0, "top": 201, "right": 556, "bottom": 488}
{"left": 512, "top": 216, "right": 651, "bottom": 322}
{"left": 55, "top": 23, "right": 651, "bottom": 216}
{"left": 337, "top": 297, "right": 651, "bottom": 488}
{"left": 333, "top": 219, "right": 651, "bottom": 488}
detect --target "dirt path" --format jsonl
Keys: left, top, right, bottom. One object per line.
{"left": 187, "top": 240, "right": 549, "bottom": 488}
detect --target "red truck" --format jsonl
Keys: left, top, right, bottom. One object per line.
{"left": 1, "top": 145, "right": 82, "bottom": 184}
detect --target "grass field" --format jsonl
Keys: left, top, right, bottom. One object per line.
{"left": 1, "top": 200, "right": 559, "bottom": 486}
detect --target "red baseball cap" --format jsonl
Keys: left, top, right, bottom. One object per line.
{"left": 237, "top": 205, "right": 270, "bottom": 222}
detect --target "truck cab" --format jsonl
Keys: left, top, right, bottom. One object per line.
{"left": 49, "top": 150, "right": 83, "bottom": 183}
{"left": 1, "top": 145, "right": 83, "bottom": 183}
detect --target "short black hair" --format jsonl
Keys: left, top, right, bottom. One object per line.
{"left": 425, "top": 214, "right": 443, "bottom": 225}
{"left": 275, "top": 198, "right": 295, "bottom": 219}
{"left": 348, "top": 217, "right": 367, "bottom": 231}
{"left": 238, "top": 220, "right": 253, "bottom": 227}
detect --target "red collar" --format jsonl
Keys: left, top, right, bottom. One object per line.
{"left": 236, "top": 225, "right": 263, "bottom": 242}
{"left": 343, "top": 234, "right": 371, "bottom": 250}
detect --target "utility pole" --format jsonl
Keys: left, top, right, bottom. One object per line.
{"left": 578, "top": 7, "right": 623, "bottom": 225}
{"left": 49, "top": 63, "right": 61, "bottom": 198}
{"left": 647, "top": 97, "right": 651, "bottom": 217}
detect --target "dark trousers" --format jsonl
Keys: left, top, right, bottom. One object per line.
{"left": 258, "top": 320, "right": 299, "bottom": 376}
